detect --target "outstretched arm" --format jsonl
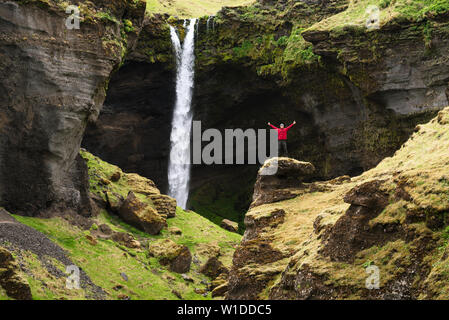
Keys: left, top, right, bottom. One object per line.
{"left": 286, "top": 121, "right": 296, "bottom": 130}
{"left": 268, "top": 122, "right": 278, "bottom": 129}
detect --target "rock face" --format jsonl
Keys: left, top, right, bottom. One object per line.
{"left": 0, "top": 0, "right": 146, "bottom": 216}
{"left": 251, "top": 158, "right": 315, "bottom": 208}
{"left": 83, "top": 0, "right": 448, "bottom": 227}
{"left": 0, "top": 247, "right": 32, "bottom": 300}
{"left": 148, "top": 239, "right": 192, "bottom": 273}
{"left": 149, "top": 194, "right": 177, "bottom": 218}
{"left": 118, "top": 191, "right": 166, "bottom": 235}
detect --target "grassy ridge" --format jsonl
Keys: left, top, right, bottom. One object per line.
{"left": 145, "top": 0, "right": 255, "bottom": 18}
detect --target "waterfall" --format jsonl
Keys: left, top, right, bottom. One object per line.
{"left": 167, "top": 19, "right": 197, "bottom": 209}
{"left": 206, "top": 16, "right": 215, "bottom": 32}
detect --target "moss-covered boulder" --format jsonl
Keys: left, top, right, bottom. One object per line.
{"left": 220, "top": 219, "right": 238, "bottom": 233}
{"left": 149, "top": 194, "right": 177, "bottom": 218}
{"left": 118, "top": 191, "right": 166, "bottom": 235}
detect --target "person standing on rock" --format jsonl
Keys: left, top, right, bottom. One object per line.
{"left": 268, "top": 121, "right": 296, "bottom": 157}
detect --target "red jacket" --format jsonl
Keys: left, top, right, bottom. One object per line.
{"left": 269, "top": 123, "right": 295, "bottom": 140}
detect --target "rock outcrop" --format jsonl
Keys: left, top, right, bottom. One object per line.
{"left": 251, "top": 158, "right": 315, "bottom": 208}
{"left": 0, "top": 0, "right": 146, "bottom": 216}
{"left": 83, "top": 0, "right": 449, "bottom": 228}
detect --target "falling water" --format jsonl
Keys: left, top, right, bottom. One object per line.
{"left": 167, "top": 19, "right": 197, "bottom": 209}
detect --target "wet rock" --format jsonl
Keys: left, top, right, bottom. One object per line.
{"left": 118, "top": 191, "right": 166, "bottom": 235}
{"left": 0, "top": 247, "right": 32, "bottom": 300}
{"left": 148, "top": 239, "right": 192, "bottom": 273}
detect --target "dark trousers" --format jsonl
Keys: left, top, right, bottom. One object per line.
{"left": 278, "top": 140, "right": 288, "bottom": 157}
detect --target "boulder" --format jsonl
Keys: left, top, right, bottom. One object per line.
{"left": 118, "top": 191, "right": 166, "bottom": 235}
{"left": 220, "top": 219, "right": 238, "bottom": 233}
{"left": 212, "top": 282, "right": 229, "bottom": 298}
{"left": 199, "top": 257, "right": 228, "bottom": 279}
{"left": 149, "top": 194, "right": 177, "bottom": 218}
{"left": 110, "top": 171, "right": 122, "bottom": 182}
{"left": 99, "top": 224, "right": 113, "bottom": 236}
{"left": 104, "top": 191, "right": 125, "bottom": 214}
{"left": 148, "top": 239, "right": 192, "bottom": 273}
{"left": 0, "top": 0, "right": 146, "bottom": 217}
{"left": 251, "top": 157, "right": 315, "bottom": 208}
{"left": 168, "top": 227, "right": 182, "bottom": 235}
{"left": 125, "top": 174, "right": 160, "bottom": 196}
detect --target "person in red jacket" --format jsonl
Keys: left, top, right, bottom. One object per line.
{"left": 268, "top": 121, "right": 296, "bottom": 157}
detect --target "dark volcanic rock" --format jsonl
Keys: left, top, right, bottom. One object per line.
{"left": 0, "top": 0, "right": 146, "bottom": 216}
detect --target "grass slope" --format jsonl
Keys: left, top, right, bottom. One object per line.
{"left": 9, "top": 151, "right": 241, "bottom": 300}
{"left": 145, "top": 0, "right": 255, "bottom": 18}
